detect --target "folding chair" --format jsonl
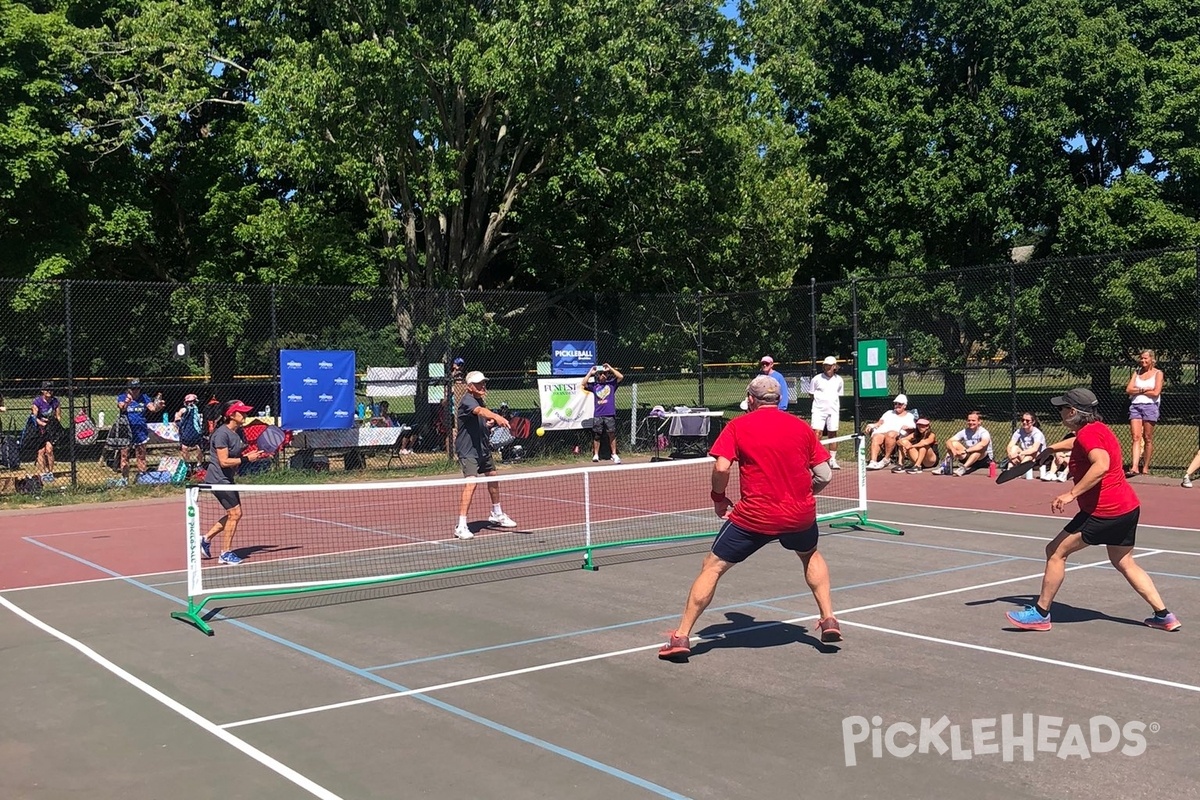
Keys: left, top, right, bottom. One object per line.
{"left": 667, "top": 407, "right": 712, "bottom": 459}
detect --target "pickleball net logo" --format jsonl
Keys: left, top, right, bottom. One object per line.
{"left": 842, "top": 714, "right": 1153, "bottom": 766}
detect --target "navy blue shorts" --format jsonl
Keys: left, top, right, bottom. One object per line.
{"left": 711, "top": 519, "right": 820, "bottom": 564}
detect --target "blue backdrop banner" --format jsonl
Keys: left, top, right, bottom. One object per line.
{"left": 551, "top": 340, "right": 596, "bottom": 376}
{"left": 279, "top": 350, "right": 356, "bottom": 429}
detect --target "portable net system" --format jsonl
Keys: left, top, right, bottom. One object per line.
{"left": 172, "top": 434, "right": 899, "bottom": 634}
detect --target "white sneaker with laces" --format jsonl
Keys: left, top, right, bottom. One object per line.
{"left": 454, "top": 524, "right": 474, "bottom": 540}
{"left": 829, "top": 458, "right": 840, "bottom": 470}
{"left": 612, "top": 455, "right": 621, "bottom": 464}
{"left": 489, "top": 512, "right": 518, "bottom": 528}
{"left": 1183, "top": 473, "right": 1194, "bottom": 489}
{"left": 592, "top": 455, "right": 600, "bottom": 462}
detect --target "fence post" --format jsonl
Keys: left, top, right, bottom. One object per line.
{"left": 1009, "top": 262, "right": 1018, "bottom": 425}
{"left": 851, "top": 277, "right": 860, "bottom": 433}
{"left": 809, "top": 277, "right": 817, "bottom": 378}
{"left": 270, "top": 285, "right": 279, "bottom": 422}
{"left": 1196, "top": 248, "right": 1200, "bottom": 450}
{"left": 65, "top": 280, "right": 78, "bottom": 487}
{"left": 697, "top": 294, "right": 705, "bottom": 407}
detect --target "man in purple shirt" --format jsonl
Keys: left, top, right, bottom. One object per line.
{"left": 582, "top": 362, "right": 625, "bottom": 463}
{"left": 32, "top": 382, "right": 61, "bottom": 481}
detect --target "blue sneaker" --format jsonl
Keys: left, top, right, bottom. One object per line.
{"left": 199, "top": 537, "right": 211, "bottom": 559}
{"left": 1007, "top": 605, "right": 1051, "bottom": 631}
{"left": 1144, "top": 612, "right": 1181, "bottom": 632}
{"left": 219, "top": 551, "right": 243, "bottom": 565}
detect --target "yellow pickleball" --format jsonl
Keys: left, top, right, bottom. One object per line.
{"left": 536, "top": 427, "right": 545, "bottom": 436}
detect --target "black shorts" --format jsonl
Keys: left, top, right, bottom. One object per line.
{"left": 1065, "top": 507, "right": 1139, "bottom": 548}
{"left": 460, "top": 453, "right": 496, "bottom": 477}
{"left": 213, "top": 487, "right": 241, "bottom": 511}
{"left": 711, "top": 519, "right": 820, "bottom": 564}
{"left": 591, "top": 416, "right": 617, "bottom": 435}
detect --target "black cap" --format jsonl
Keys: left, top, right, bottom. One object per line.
{"left": 1050, "top": 388, "right": 1099, "bottom": 409}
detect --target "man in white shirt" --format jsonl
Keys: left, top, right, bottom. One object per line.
{"left": 945, "top": 411, "right": 993, "bottom": 476}
{"left": 864, "top": 394, "right": 917, "bottom": 469}
{"left": 810, "top": 356, "right": 845, "bottom": 469}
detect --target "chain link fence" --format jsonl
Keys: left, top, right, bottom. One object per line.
{"left": 2, "top": 246, "right": 1197, "bottom": 493}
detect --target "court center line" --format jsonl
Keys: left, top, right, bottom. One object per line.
{"left": 839, "top": 619, "right": 1200, "bottom": 693}
{"left": 19, "top": 537, "right": 694, "bottom": 800}
{"left": 228, "top": 555, "right": 1136, "bottom": 728}
{"left": 0, "top": 594, "right": 345, "bottom": 800}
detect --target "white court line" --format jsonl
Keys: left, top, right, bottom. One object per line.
{"left": 873, "top": 518, "right": 1200, "bottom": 557}
{"left": 840, "top": 619, "right": 1200, "bottom": 692}
{"left": 281, "top": 512, "right": 459, "bottom": 546}
{"left": 873, "top": 498, "right": 1200, "bottom": 534}
{"left": 0, "top": 594, "right": 344, "bottom": 800}
{"left": 14, "top": 527, "right": 132, "bottom": 539}
{"left": 221, "top": 552, "right": 1161, "bottom": 729}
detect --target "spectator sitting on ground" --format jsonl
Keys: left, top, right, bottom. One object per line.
{"left": 944, "top": 410, "right": 993, "bottom": 476}
{"left": 1040, "top": 449, "right": 1071, "bottom": 482}
{"left": 864, "top": 394, "right": 917, "bottom": 469}
{"left": 894, "top": 417, "right": 938, "bottom": 474}
{"left": 1006, "top": 411, "right": 1047, "bottom": 476}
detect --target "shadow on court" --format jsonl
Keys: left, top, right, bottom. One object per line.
{"left": 686, "top": 611, "right": 841, "bottom": 658}
{"left": 965, "top": 594, "right": 1148, "bottom": 628}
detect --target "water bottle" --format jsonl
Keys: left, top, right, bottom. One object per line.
{"left": 941, "top": 453, "right": 952, "bottom": 475}
{"left": 357, "top": 402, "right": 365, "bottom": 419}
{"left": 98, "top": 411, "right": 106, "bottom": 427}
{"left": 988, "top": 460, "right": 997, "bottom": 479}
{"left": 264, "top": 404, "right": 271, "bottom": 420}
{"left": 162, "top": 412, "right": 169, "bottom": 424}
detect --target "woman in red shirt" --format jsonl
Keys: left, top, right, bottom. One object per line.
{"left": 1006, "top": 388, "right": 1180, "bottom": 632}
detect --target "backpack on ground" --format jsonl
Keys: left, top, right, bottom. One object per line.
{"left": 0, "top": 435, "right": 19, "bottom": 470}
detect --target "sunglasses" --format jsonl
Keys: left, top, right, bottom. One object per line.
{"left": 1021, "top": 417, "right": 1034, "bottom": 422}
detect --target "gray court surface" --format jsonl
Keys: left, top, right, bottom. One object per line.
{"left": 3, "top": 502, "right": 1199, "bottom": 800}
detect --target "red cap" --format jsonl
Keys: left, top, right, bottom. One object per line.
{"left": 224, "top": 400, "right": 254, "bottom": 415}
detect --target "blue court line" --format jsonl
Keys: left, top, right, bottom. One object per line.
{"left": 19, "top": 537, "right": 692, "bottom": 800}
{"left": 362, "top": 556, "right": 1022, "bottom": 671}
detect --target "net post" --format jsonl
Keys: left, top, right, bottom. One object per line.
{"left": 826, "top": 434, "right": 904, "bottom": 536}
{"left": 171, "top": 486, "right": 216, "bottom": 634}
{"left": 581, "top": 470, "right": 598, "bottom": 571}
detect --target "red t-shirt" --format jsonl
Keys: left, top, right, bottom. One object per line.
{"left": 1069, "top": 421, "right": 1139, "bottom": 516}
{"left": 709, "top": 407, "right": 831, "bottom": 534}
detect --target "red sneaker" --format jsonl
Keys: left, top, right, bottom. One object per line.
{"left": 657, "top": 631, "right": 691, "bottom": 660}
{"left": 818, "top": 617, "right": 843, "bottom": 642}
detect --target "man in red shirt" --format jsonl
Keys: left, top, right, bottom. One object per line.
{"left": 659, "top": 375, "right": 838, "bottom": 660}
{"left": 1007, "top": 388, "right": 1181, "bottom": 632}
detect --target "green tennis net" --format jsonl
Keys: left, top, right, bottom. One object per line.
{"left": 172, "top": 434, "right": 894, "bottom": 634}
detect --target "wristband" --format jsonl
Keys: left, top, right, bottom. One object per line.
{"left": 710, "top": 490, "right": 729, "bottom": 502}
{"left": 240, "top": 455, "right": 249, "bottom": 465}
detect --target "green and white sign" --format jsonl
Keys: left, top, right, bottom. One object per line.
{"left": 856, "top": 339, "right": 889, "bottom": 398}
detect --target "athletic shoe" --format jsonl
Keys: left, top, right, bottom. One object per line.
{"left": 219, "top": 551, "right": 243, "bottom": 565}
{"left": 818, "top": 617, "right": 843, "bottom": 642}
{"left": 829, "top": 458, "right": 841, "bottom": 470}
{"left": 1183, "top": 474, "right": 1193, "bottom": 489}
{"left": 905, "top": 466, "right": 922, "bottom": 474}
{"left": 1006, "top": 605, "right": 1051, "bottom": 631}
{"left": 1144, "top": 612, "right": 1182, "bottom": 632}
{"left": 199, "top": 537, "right": 211, "bottom": 559}
{"left": 453, "top": 524, "right": 474, "bottom": 540}
{"left": 592, "top": 455, "right": 600, "bottom": 462}
{"left": 891, "top": 464, "right": 906, "bottom": 473}
{"left": 612, "top": 455, "right": 621, "bottom": 464}
{"left": 657, "top": 631, "right": 691, "bottom": 660}
{"left": 953, "top": 465, "right": 967, "bottom": 477}
{"left": 1057, "top": 472, "right": 1068, "bottom": 482}
{"left": 489, "top": 512, "right": 518, "bottom": 528}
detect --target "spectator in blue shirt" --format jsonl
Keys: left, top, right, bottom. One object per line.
{"left": 759, "top": 356, "right": 789, "bottom": 411}
{"left": 117, "top": 379, "right": 163, "bottom": 480}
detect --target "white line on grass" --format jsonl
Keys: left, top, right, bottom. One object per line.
{"left": 839, "top": 619, "right": 1200, "bottom": 692}
{"left": 221, "top": 552, "right": 1161, "bottom": 729}
{"left": 0, "top": 594, "right": 345, "bottom": 800}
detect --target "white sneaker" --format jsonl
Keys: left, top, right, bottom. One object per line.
{"left": 1057, "top": 472, "right": 1068, "bottom": 482}
{"left": 489, "top": 512, "right": 518, "bottom": 528}
{"left": 453, "top": 524, "right": 474, "bottom": 540}
{"left": 612, "top": 455, "right": 621, "bottom": 464}
{"left": 829, "top": 458, "right": 841, "bottom": 470}
{"left": 1183, "top": 474, "right": 1193, "bottom": 489}
{"left": 592, "top": 455, "right": 600, "bottom": 462}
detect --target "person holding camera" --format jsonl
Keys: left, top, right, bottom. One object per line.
{"left": 582, "top": 362, "right": 625, "bottom": 463}
{"left": 116, "top": 378, "right": 164, "bottom": 480}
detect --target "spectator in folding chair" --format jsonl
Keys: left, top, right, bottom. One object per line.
{"left": 864, "top": 394, "right": 917, "bottom": 469}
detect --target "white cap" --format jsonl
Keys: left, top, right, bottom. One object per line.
{"left": 465, "top": 370, "right": 487, "bottom": 385}
{"left": 894, "top": 394, "right": 908, "bottom": 405}
{"left": 822, "top": 356, "right": 838, "bottom": 366}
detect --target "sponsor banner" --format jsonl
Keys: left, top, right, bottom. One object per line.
{"left": 280, "top": 349, "right": 356, "bottom": 430}
{"left": 551, "top": 340, "right": 596, "bottom": 376}
{"left": 538, "top": 378, "right": 595, "bottom": 430}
